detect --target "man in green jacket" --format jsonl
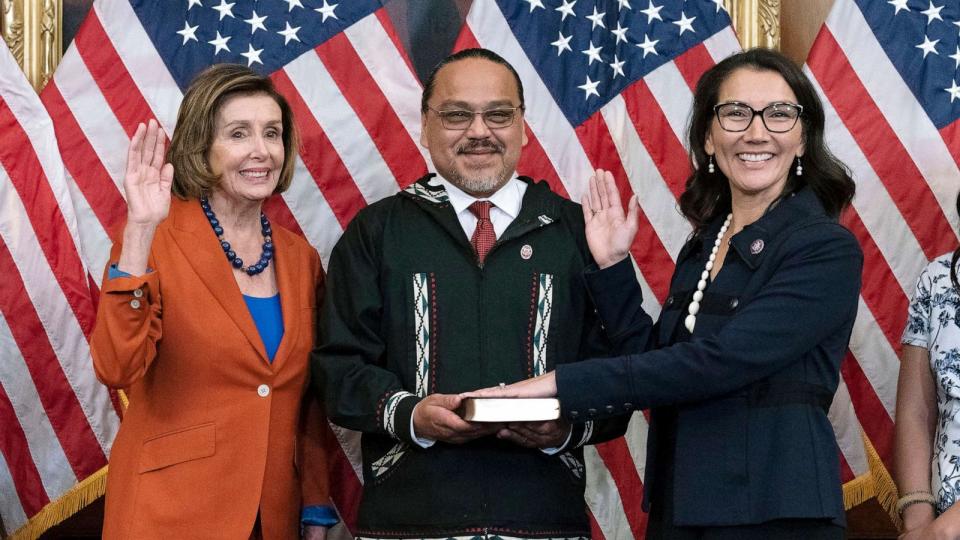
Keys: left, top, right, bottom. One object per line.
{"left": 313, "top": 48, "right": 638, "bottom": 539}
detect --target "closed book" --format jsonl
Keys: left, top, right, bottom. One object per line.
{"left": 458, "top": 398, "right": 561, "bottom": 422}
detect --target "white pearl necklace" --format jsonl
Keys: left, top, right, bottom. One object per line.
{"left": 684, "top": 213, "right": 732, "bottom": 333}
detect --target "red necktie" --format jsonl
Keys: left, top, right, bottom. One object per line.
{"left": 469, "top": 201, "right": 496, "bottom": 265}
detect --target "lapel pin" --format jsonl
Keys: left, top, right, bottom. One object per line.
{"left": 750, "top": 239, "right": 765, "bottom": 255}
{"left": 520, "top": 244, "right": 533, "bottom": 260}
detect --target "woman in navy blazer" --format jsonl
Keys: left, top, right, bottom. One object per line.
{"left": 475, "top": 49, "right": 863, "bottom": 539}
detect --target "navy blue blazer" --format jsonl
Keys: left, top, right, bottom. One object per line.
{"left": 560, "top": 187, "right": 863, "bottom": 527}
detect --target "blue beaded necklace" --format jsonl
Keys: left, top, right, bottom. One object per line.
{"left": 200, "top": 196, "right": 274, "bottom": 276}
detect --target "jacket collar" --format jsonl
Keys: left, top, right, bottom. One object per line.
{"left": 402, "top": 173, "right": 451, "bottom": 204}
{"left": 728, "top": 188, "right": 828, "bottom": 270}
{"left": 503, "top": 176, "right": 564, "bottom": 243}
{"left": 684, "top": 187, "right": 829, "bottom": 270}
{"left": 400, "top": 173, "right": 563, "bottom": 247}
{"left": 168, "top": 196, "right": 300, "bottom": 368}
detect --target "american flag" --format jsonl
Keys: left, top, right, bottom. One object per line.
{"left": 0, "top": 0, "right": 922, "bottom": 537}
{"left": 802, "top": 0, "right": 960, "bottom": 520}
{"left": 0, "top": 38, "right": 119, "bottom": 538}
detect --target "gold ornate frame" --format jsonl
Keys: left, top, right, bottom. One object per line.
{"left": 2, "top": 0, "right": 61, "bottom": 92}
{"left": 1, "top": 0, "right": 779, "bottom": 92}
{"left": 726, "top": 0, "right": 780, "bottom": 50}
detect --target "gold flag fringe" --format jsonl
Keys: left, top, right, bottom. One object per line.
{"left": 864, "top": 432, "right": 900, "bottom": 529}
{"left": 840, "top": 429, "right": 901, "bottom": 530}
{"left": 6, "top": 389, "right": 125, "bottom": 538}
{"left": 842, "top": 472, "right": 874, "bottom": 509}
{"left": 9, "top": 465, "right": 109, "bottom": 540}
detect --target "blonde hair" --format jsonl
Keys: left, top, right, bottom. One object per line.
{"left": 167, "top": 63, "right": 299, "bottom": 199}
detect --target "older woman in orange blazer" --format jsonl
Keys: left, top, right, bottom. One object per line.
{"left": 90, "top": 64, "right": 335, "bottom": 539}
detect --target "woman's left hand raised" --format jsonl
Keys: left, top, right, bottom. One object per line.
{"left": 582, "top": 169, "right": 639, "bottom": 269}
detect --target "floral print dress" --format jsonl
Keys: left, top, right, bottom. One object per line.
{"left": 903, "top": 253, "right": 960, "bottom": 514}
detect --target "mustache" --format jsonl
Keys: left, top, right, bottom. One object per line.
{"left": 456, "top": 140, "right": 504, "bottom": 154}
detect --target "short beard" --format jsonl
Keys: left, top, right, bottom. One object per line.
{"left": 449, "top": 168, "right": 509, "bottom": 196}
{"left": 450, "top": 140, "right": 510, "bottom": 195}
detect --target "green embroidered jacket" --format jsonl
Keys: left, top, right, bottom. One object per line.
{"left": 313, "top": 174, "right": 640, "bottom": 538}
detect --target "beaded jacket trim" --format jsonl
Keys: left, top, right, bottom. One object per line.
{"left": 412, "top": 272, "right": 432, "bottom": 396}
{"left": 403, "top": 177, "right": 449, "bottom": 204}
{"left": 532, "top": 273, "right": 554, "bottom": 377}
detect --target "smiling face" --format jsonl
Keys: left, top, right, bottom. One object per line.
{"left": 705, "top": 68, "right": 805, "bottom": 207}
{"left": 207, "top": 92, "right": 284, "bottom": 205}
{"left": 420, "top": 57, "right": 528, "bottom": 197}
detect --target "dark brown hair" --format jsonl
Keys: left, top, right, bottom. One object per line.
{"left": 167, "top": 63, "right": 298, "bottom": 199}
{"left": 679, "top": 48, "right": 855, "bottom": 234}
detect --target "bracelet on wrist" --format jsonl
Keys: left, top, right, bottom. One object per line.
{"left": 896, "top": 490, "right": 936, "bottom": 516}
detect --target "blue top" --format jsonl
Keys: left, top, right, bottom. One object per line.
{"left": 242, "top": 294, "right": 283, "bottom": 362}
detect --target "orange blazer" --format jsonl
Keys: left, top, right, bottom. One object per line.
{"left": 91, "top": 197, "right": 330, "bottom": 539}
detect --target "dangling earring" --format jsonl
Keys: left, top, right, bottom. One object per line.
{"left": 795, "top": 156, "right": 803, "bottom": 176}
{"left": 707, "top": 155, "right": 715, "bottom": 174}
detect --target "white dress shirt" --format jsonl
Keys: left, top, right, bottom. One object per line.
{"left": 437, "top": 175, "right": 527, "bottom": 240}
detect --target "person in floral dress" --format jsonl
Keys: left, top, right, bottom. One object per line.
{"left": 896, "top": 193, "right": 960, "bottom": 539}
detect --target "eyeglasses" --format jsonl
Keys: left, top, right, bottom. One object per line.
{"left": 713, "top": 102, "right": 803, "bottom": 133}
{"left": 427, "top": 106, "right": 523, "bottom": 130}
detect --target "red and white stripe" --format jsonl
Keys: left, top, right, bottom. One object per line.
{"left": 0, "top": 38, "right": 119, "bottom": 533}
{"left": 829, "top": 379, "right": 870, "bottom": 480}
{"left": 804, "top": 0, "right": 960, "bottom": 500}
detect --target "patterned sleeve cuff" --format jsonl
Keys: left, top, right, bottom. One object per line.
{"left": 382, "top": 390, "right": 420, "bottom": 444}
{"left": 566, "top": 420, "right": 595, "bottom": 449}
{"left": 301, "top": 505, "right": 339, "bottom": 527}
{"left": 576, "top": 421, "right": 595, "bottom": 447}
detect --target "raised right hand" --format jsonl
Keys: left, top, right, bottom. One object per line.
{"left": 581, "top": 169, "right": 639, "bottom": 269}
{"left": 124, "top": 119, "right": 174, "bottom": 227}
{"left": 116, "top": 120, "right": 174, "bottom": 276}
